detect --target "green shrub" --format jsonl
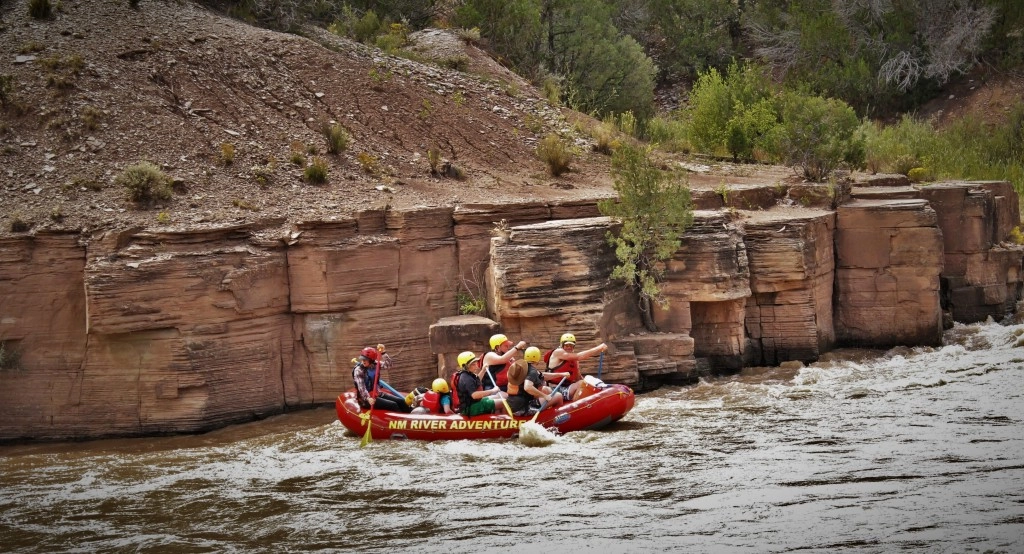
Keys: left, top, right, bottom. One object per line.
{"left": 356, "top": 151, "right": 379, "bottom": 174}
{"left": 28, "top": 0, "right": 52, "bottom": 19}
{"left": 863, "top": 105, "right": 1024, "bottom": 194}
{"left": 1010, "top": 226, "right": 1024, "bottom": 245}
{"left": 375, "top": 33, "right": 403, "bottom": 53}
{"left": 427, "top": 146, "right": 441, "bottom": 175}
{"left": 536, "top": 134, "right": 573, "bottom": 176}
{"left": 773, "top": 92, "right": 864, "bottom": 181}
{"left": 457, "top": 291, "right": 486, "bottom": 315}
{"left": 322, "top": 122, "right": 349, "bottom": 154}
{"left": 80, "top": 105, "right": 103, "bottom": 130}
{"left": 645, "top": 115, "right": 690, "bottom": 153}
{"left": 353, "top": 10, "right": 381, "bottom": 43}
{"left": 305, "top": 156, "right": 328, "bottom": 184}
{"left": 726, "top": 99, "right": 780, "bottom": 162}
{"left": 220, "top": 142, "right": 235, "bottom": 165}
{"left": 907, "top": 167, "right": 934, "bottom": 183}
{"left": 598, "top": 143, "right": 693, "bottom": 331}
{"left": 0, "top": 74, "right": 15, "bottom": 108}
{"left": 591, "top": 120, "right": 618, "bottom": 155}
{"left": 116, "top": 162, "right": 173, "bottom": 206}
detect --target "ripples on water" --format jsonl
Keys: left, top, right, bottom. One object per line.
{"left": 2, "top": 321, "right": 1023, "bottom": 553}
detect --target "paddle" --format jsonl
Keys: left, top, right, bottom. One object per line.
{"left": 597, "top": 350, "right": 604, "bottom": 379}
{"left": 485, "top": 367, "right": 515, "bottom": 417}
{"left": 378, "top": 379, "right": 403, "bottom": 398}
{"left": 359, "top": 357, "right": 383, "bottom": 448}
{"left": 529, "top": 376, "right": 568, "bottom": 423}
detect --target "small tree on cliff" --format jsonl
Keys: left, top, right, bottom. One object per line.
{"left": 598, "top": 144, "right": 693, "bottom": 331}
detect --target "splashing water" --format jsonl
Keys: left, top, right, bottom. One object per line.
{"left": 518, "top": 421, "right": 559, "bottom": 447}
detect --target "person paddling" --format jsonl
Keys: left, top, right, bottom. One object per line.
{"left": 481, "top": 333, "right": 526, "bottom": 392}
{"left": 507, "top": 348, "right": 568, "bottom": 415}
{"left": 352, "top": 345, "right": 411, "bottom": 413}
{"left": 546, "top": 333, "right": 608, "bottom": 401}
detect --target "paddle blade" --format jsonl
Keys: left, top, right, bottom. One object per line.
{"left": 359, "top": 410, "right": 373, "bottom": 448}
{"left": 360, "top": 422, "right": 372, "bottom": 447}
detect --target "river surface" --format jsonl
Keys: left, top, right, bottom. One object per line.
{"left": 2, "top": 320, "right": 1023, "bottom": 553}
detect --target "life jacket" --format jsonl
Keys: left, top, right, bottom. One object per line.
{"left": 351, "top": 363, "right": 378, "bottom": 408}
{"left": 546, "top": 351, "right": 581, "bottom": 383}
{"left": 421, "top": 390, "right": 440, "bottom": 412}
{"left": 483, "top": 356, "right": 510, "bottom": 391}
{"left": 450, "top": 370, "right": 464, "bottom": 413}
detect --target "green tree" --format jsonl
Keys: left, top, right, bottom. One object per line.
{"left": 685, "top": 61, "right": 777, "bottom": 158}
{"left": 744, "top": 0, "right": 996, "bottom": 115}
{"left": 459, "top": 0, "right": 656, "bottom": 119}
{"left": 598, "top": 144, "right": 693, "bottom": 331}
{"left": 609, "top": 0, "right": 740, "bottom": 83}
{"left": 454, "top": 0, "right": 544, "bottom": 77}
{"left": 773, "top": 92, "right": 864, "bottom": 181}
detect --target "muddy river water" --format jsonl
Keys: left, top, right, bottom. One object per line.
{"left": 2, "top": 320, "right": 1022, "bottom": 553}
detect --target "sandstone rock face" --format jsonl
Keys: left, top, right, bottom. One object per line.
{"left": 657, "top": 211, "right": 750, "bottom": 370}
{"left": 743, "top": 212, "right": 836, "bottom": 365}
{"left": 2, "top": 184, "right": 1020, "bottom": 440}
{"left": 919, "top": 182, "right": 1024, "bottom": 322}
{"left": 484, "top": 217, "right": 636, "bottom": 383}
{"left": 834, "top": 199, "right": 944, "bottom": 346}
{"left": 0, "top": 233, "right": 87, "bottom": 440}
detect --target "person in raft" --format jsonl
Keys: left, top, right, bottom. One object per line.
{"left": 481, "top": 333, "right": 527, "bottom": 392}
{"left": 418, "top": 378, "right": 455, "bottom": 415}
{"left": 454, "top": 351, "right": 505, "bottom": 416}
{"left": 523, "top": 346, "right": 569, "bottom": 406}
{"left": 352, "top": 345, "right": 411, "bottom": 413}
{"left": 546, "top": 333, "right": 608, "bottom": 401}
{"left": 506, "top": 351, "right": 569, "bottom": 416}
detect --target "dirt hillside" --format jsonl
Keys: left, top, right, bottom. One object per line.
{"left": 0, "top": 0, "right": 625, "bottom": 238}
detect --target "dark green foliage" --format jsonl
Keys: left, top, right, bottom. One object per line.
{"left": 353, "top": 10, "right": 382, "bottom": 43}
{"left": 598, "top": 144, "right": 693, "bottom": 331}
{"left": 610, "top": 0, "right": 738, "bottom": 83}
{"left": 773, "top": 92, "right": 864, "bottom": 181}
{"left": 744, "top": 0, "right": 996, "bottom": 116}
{"left": 28, "top": 0, "right": 52, "bottom": 19}
{"left": 453, "top": 0, "right": 543, "bottom": 78}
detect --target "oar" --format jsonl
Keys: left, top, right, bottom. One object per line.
{"left": 360, "top": 362, "right": 382, "bottom": 448}
{"left": 529, "top": 376, "right": 567, "bottom": 424}
{"left": 378, "top": 379, "right": 403, "bottom": 398}
{"left": 485, "top": 368, "right": 515, "bottom": 417}
{"left": 597, "top": 350, "right": 604, "bottom": 379}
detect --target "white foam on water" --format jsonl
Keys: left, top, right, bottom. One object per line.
{"left": 518, "top": 421, "right": 559, "bottom": 447}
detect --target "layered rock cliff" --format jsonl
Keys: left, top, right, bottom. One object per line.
{"left": 2, "top": 180, "right": 1022, "bottom": 441}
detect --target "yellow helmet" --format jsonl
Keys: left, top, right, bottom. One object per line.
{"left": 560, "top": 333, "right": 576, "bottom": 345}
{"left": 524, "top": 346, "right": 542, "bottom": 363}
{"left": 431, "top": 378, "right": 450, "bottom": 394}
{"left": 457, "top": 351, "right": 478, "bottom": 369}
{"left": 489, "top": 333, "right": 509, "bottom": 350}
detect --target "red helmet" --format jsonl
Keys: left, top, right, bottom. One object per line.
{"left": 359, "top": 347, "right": 379, "bottom": 362}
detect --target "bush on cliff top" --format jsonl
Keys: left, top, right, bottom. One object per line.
{"left": 116, "top": 162, "right": 173, "bottom": 207}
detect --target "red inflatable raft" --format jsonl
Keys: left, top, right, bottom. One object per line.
{"left": 335, "top": 380, "right": 635, "bottom": 441}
